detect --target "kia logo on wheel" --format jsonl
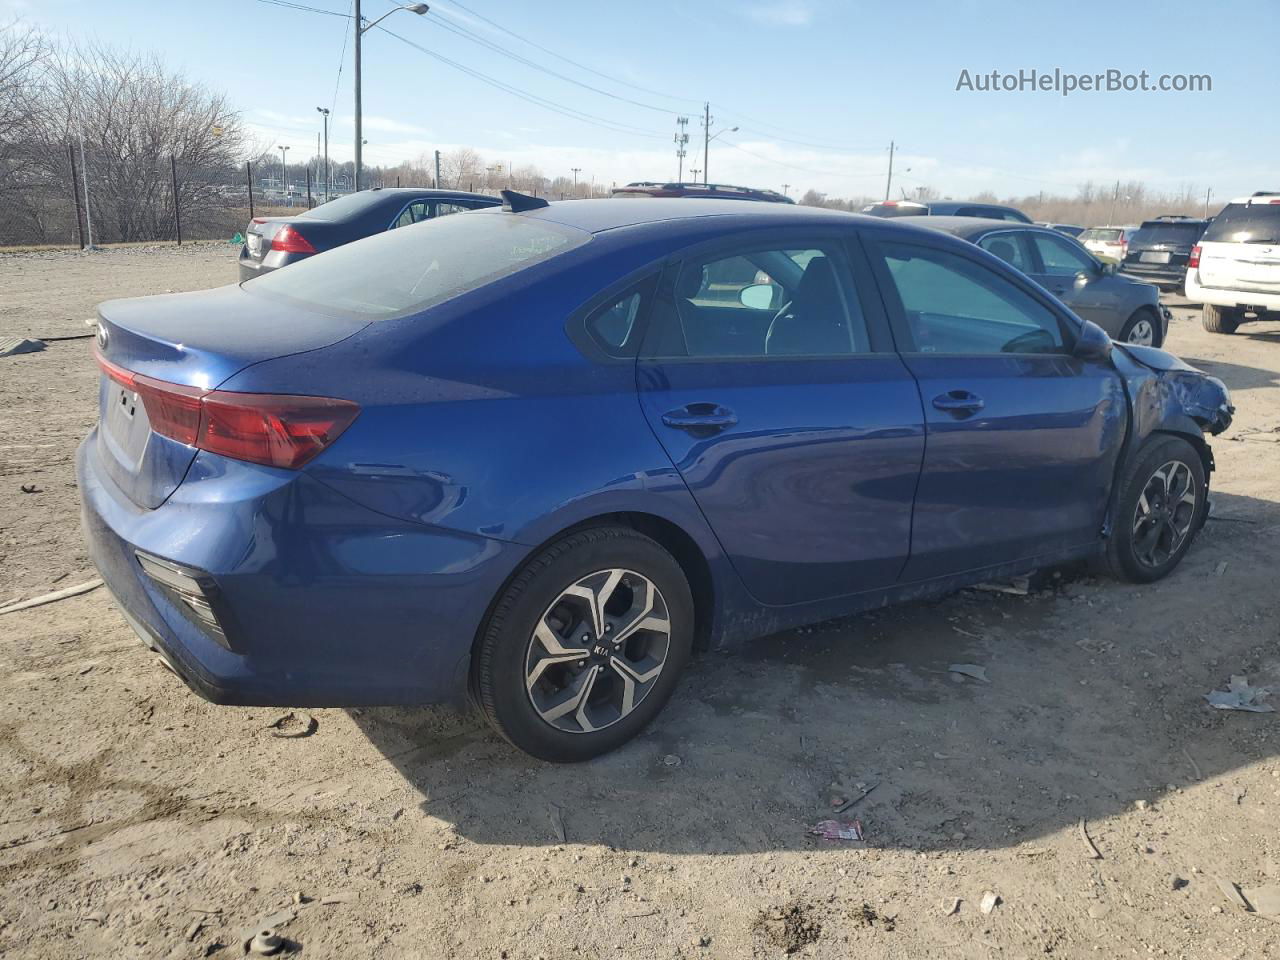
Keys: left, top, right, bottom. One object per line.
{"left": 96, "top": 324, "right": 108, "bottom": 350}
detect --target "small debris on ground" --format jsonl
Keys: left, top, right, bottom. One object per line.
{"left": 0, "top": 337, "right": 46, "bottom": 358}
{"left": 808, "top": 818, "right": 864, "bottom": 841}
{"left": 249, "top": 929, "right": 284, "bottom": 955}
{"left": 755, "top": 901, "right": 822, "bottom": 953}
{"left": 833, "top": 779, "right": 879, "bottom": 813}
{"left": 319, "top": 892, "right": 357, "bottom": 905}
{"left": 20, "top": 484, "right": 40, "bottom": 494}
{"left": 549, "top": 803, "right": 567, "bottom": 844}
{"left": 1215, "top": 560, "right": 1229, "bottom": 576}
{"left": 972, "top": 576, "right": 1031, "bottom": 596}
{"left": 1214, "top": 876, "right": 1251, "bottom": 911}
{"left": 1204, "top": 676, "right": 1273, "bottom": 713}
{"left": 948, "top": 663, "right": 989, "bottom": 683}
{"left": 979, "top": 891, "right": 1001, "bottom": 915}
{"left": 1078, "top": 818, "right": 1102, "bottom": 859}
{"left": 660, "top": 754, "right": 681, "bottom": 767}
{"left": 853, "top": 902, "right": 896, "bottom": 931}
{"left": 943, "top": 898, "right": 961, "bottom": 916}
{"left": 0, "top": 579, "right": 103, "bottom": 616}
{"left": 1242, "top": 884, "right": 1280, "bottom": 922}
{"left": 267, "top": 712, "right": 318, "bottom": 738}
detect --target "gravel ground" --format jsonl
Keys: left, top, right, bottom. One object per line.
{"left": 1, "top": 245, "right": 1278, "bottom": 960}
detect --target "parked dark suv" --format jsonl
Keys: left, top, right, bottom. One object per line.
{"left": 860, "top": 200, "right": 1031, "bottom": 222}
{"left": 611, "top": 182, "right": 793, "bottom": 203}
{"left": 1121, "top": 216, "right": 1210, "bottom": 290}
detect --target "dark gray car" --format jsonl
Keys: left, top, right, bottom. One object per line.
{"left": 915, "top": 217, "right": 1169, "bottom": 346}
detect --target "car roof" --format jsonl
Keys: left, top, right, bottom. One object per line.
{"left": 362, "top": 187, "right": 499, "bottom": 200}
{"left": 493, "top": 197, "right": 863, "bottom": 235}
{"left": 927, "top": 201, "right": 1023, "bottom": 214}
{"left": 909, "top": 215, "right": 1048, "bottom": 238}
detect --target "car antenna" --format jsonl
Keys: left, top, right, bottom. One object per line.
{"left": 501, "top": 189, "right": 549, "bottom": 212}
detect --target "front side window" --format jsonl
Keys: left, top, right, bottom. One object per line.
{"left": 246, "top": 211, "right": 589, "bottom": 318}
{"left": 642, "top": 243, "right": 870, "bottom": 359}
{"left": 878, "top": 241, "right": 1067, "bottom": 355}
{"left": 1030, "top": 232, "right": 1095, "bottom": 277}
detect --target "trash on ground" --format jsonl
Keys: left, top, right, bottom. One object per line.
{"left": 185, "top": 919, "right": 204, "bottom": 942}
{"left": 549, "top": 803, "right": 567, "bottom": 844}
{"left": 1182, "top": 746, "right": 1203, "bottom": 781}
{"left": 948, "top": 663, "right": 989, "bottom": 684}
{"left": 249, "top": 929, "right": 284, "bottom": 955}
{"left": 972, "top": 576, "right": 1031, "bottom": 596}
{"left": 0, "top": 337, "right": 46, "bottom": 358}
{"left": 1242, "top": 884, "right": 1280, "bottom": 922}
{"left": 20, "top": 484, "right": 40, "bottom": 494}
{"left": 809, "top": 818, "right": 864, "bottom": 841}
{"left": 660, "top": 754, "right": 682, "bottom": 767}
{"left": 267, "top": 712, "right": 318, "bottom": 738}
{"left": 1215, "top": 876, "right": 1251, "bottom": 911}
{"left": 979, "top": 890, "right": 1001, "bottom": 914}
{"left": 1215, "top": 561, "right": 1229, "bottom": 576}
{"left": 833, "top": 780, "right": 879, "bottom": 813}
{"left": 943, "top": 898, "right": 961, "bottom": 916}
{"left": 1204, "top": 675, "right": 1274, "bottom": 713}
{"left": 0, "top": 579, "right": 103, "bottom": 616}
{"left": 319, "top": 892, "right": 357, "bottom": 905}
{"left": 1078, "top": 818, "right": 1102, "bottom": 859}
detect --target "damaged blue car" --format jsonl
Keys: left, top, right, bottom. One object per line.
{"left": 79, "top": 195, "right": 1232, "bottom": 762}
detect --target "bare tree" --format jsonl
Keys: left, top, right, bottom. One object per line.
{"left": 440, "top": 147, "right": 482, "bottom": 189}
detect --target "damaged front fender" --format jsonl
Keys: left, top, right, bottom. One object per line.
{"left": 1113, "top": 344, "right": 1235, "bottom": 439}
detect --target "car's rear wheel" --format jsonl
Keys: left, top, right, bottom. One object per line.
{"left": 1104, "top": 435, "right": 1206, "bottom": 584}
{"left": 1202, "top": 303, "right": 1239, "bottom": 334}
{"left": 1119, "top": 307, "right": 1163, "bottom": 347}
{"left": 474, "top": 526, "right": 693, "bottom": 762}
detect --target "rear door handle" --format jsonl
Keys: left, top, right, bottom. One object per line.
{"left": 932, "top": 390, "right": 985, "bottom": 416}
{"left": 661, "top": 403, "right": 738, "bottom": 432}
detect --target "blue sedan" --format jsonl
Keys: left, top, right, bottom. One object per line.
{"left": 79, "top": 194, "right": 1233, "bottom": 761}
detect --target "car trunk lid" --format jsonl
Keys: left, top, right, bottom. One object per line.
{"left": 93, "top": 284, "right": 368, "bottom": 508}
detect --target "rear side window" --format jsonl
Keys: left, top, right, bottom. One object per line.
{"left": 977, "top": 232, "right": 1034, "bottom": 272}
{"left": 1203, "top": 202, "right": 1280, "bottom": 243}
{"left": 245, "top": 212, "right": 589, "bottom": 318}
{"left": 878, "top": 241, "right": 1067, "bottom": 355}
{"left": 391, "top": 200, "right": 430, "bottom": 228}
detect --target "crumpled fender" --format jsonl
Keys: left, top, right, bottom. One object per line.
{"left": 1113, "top": 344, "right": 1235, "bottom": 439}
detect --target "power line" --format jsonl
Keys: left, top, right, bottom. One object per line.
{"left": 256, "top": 0, "right": 349, "bottom": 17}
{"left": 435, "top": 0, "right": 701, "bottom": 108}
{"left": 374, "top": 24, "right": 668, "bottom": 140}
{"left": 719, "top": 137, "right": 885, "bottom": 180}
{"left": 330, "top": 0, "right": 353, "bottom": 117}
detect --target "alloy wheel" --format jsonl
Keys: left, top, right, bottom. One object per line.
{"left": 1131, "top": 460, "right": 1197, "bottom": 568}
{"left": 524, "top": 569, "right": 672, "bottom": 734}
{"left": 1126, "top": 317, "right": 1155, "bottom": 346}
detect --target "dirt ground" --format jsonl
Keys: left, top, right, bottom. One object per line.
{"left": 1, "top": 244, "right": 1278, "bottom": 960}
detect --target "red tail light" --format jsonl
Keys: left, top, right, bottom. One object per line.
{"left": 1188, "top": 244, "right": 1201, "bottom": 269}
{"left": 96, "top": 350, "right": 358, "bottom": 469}
{"left": 270, "top": 224, "right": 316, "bottom": 254}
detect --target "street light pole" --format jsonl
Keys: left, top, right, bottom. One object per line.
{"left": 571, "top": 167, "right": 581, "bottom": 197}
{"left": 316, "top": 107, "right": 330, "bottom": 200}
{"left": 279, "top": 144, "right": 290, "bottom": 201}
{"left": 354, "top": 2, "right": 429, "bottom": 191}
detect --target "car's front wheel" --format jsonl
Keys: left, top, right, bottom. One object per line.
{"left": 1105, "top": 435, "right": 1206, "bottom": 584}
{"left": 474, "top": 526, "right": 694, "bottom": 762}
{"left": 1119, "top": 307, "right": 1163, "bottom": 347}
{"left": 1202, "top": 303, "right": 1239, "bottom": 334}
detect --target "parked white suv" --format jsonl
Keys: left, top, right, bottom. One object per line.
{"left": 1187, "top": 192, "right": 1280, "bottom": 333}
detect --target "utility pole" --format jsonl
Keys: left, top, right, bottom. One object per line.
{"left": 1109, "top": 179, "right": 1120, "bottom": 225}
{"left": 702, "top": 102, "right": 710, "bottom": 183}
{"left": 690, "top": 167, "right": 700, "bottom": 183}
{"left": 781, "top": 183, "right": 790, "bottom": 197}
{"left": 354, "top": 1, "right": 430, "bottom": 191}
{"left": 571, "top": 167, "right": 581, "bottom": 197}
{"left": 883, "top": 140, "right": 895, "bottom": 201}
{"left": 1203, "top": 187, "right": 1212, "bottom": 219}
{"left": 77, "top": 106, "right": 94, "bottom": 249}
{"left": 674, "top": 116, "right": 689, "bottom": 181}
{"left": 434, "top": 149, "right": 441, "bottom": 188}
{"left": 317, "top": 107, "right": 330, "bottom": 200}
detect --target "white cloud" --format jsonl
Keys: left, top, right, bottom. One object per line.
{"left": 746, "top": 1, "right": 814, "bottom": 26}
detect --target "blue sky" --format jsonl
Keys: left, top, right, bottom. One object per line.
{"left": 11, "top": 0, "right": 1279, "bottom": 200}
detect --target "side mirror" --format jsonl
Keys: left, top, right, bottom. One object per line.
{"left": 1073, "top": 319, "right": 1113, "bottom": 362}
{"left": 739, "top": 283, "right": 776, "bottom": 310}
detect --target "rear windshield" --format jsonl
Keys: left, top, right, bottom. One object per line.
{"left": 861, "top": 203, "right": 927, "bottom": 218}
{"left": 1133, "top": 222, "right": 1205, "bottom": 244}
{"left": 1082, "top": 228, "right": 1123, "bottom": 241}
{"left": 299, "top": 192, "right": 384, "bottom": 220}
{"left": 1203, "top": 202, "right": 1280, "bottom": 243}
{"left": 244, "top": 211, "right": 589, "bottom": 317}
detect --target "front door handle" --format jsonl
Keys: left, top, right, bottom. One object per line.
{"left": 932, "top": 390, "right": 985, "bottom": 416}
{"left": 661, "top": 403, "right": 738, "bottom": 433}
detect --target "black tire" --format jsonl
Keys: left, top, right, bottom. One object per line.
{"left": 1104, "top": 435, "right": 1206, "bottom": 584}
{"left": 475, "top": 526, "right": 694, "bottom": 762}
{"left": 1118, "top": 307, "right": 1164, "bottom": 347}
{"left": 1202, "top": 303, "right": 1239, "bottom": 334}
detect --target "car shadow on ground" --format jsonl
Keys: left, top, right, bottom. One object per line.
{"left": 1180, "top": 355, "right": 1280, "bottom": 392}
{"left": 349, "top": 490, "right": 1279, "bottom": 856}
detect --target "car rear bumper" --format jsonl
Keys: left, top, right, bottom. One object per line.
{"left": 237, "top": 249, "right": 311, "bottom": 282}
{"left": 1121, "top": 263, "right": 1186, "bottom": 284}
{"left": 77, "top": 430, "right": 522, "bottom": 707}
{"left": 1185, "top": 273, "right": 1280, "bottom": 313}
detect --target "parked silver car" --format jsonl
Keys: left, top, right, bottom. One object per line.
{"left": 915, "top": 217, "right": 1170, "bottom": 346}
